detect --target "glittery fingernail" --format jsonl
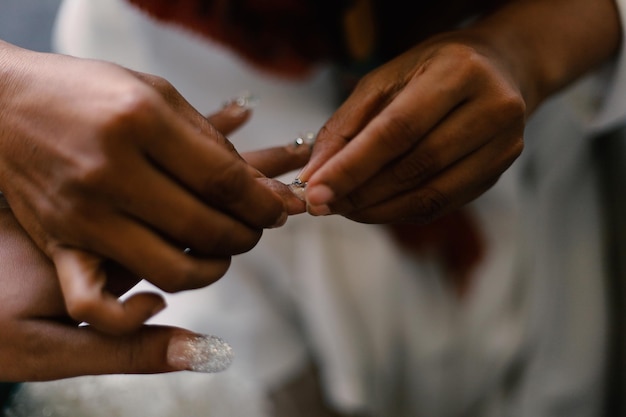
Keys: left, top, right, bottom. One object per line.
{"left": 167, "top": 334, "right": 234, "bottom": 373}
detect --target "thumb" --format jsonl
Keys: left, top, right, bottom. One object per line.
{"left": 53, "top": 247, "right": 166, "bottom": 335}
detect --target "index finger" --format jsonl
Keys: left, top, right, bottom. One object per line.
{"left": 145, "top": 106, "right": 286, "bottom": 229}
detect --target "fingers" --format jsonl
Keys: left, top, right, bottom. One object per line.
{"left": 327, "top": 97, "right": 522, "bottom": 213}
{"left": 100, "top": 152, "right": 264, "bottom": 255}
{"left": 143, "top": 108, "right": 286, "bottom": 229}
{"left": 132, "top": 70, "right": 249, "bottom": 153}
{"left": 53, "top": 247, "right": 166, "bottom": 335}
{"left": 298, "top": 75, "right": 390, "bottom": 181}
{"left": 297, "top": 42, "right": 526, "bottom": 222}
{"left": 305, "top": 57, "right": 468, "bottom": 210}
{"left": 0, "top": 322, "right": 233, "bottom": 381}
{"left": 339, "top": 129, "right": 522, "bottom": 224}
{"left": 66, "top": 209, "right": 235, "bottom": 293}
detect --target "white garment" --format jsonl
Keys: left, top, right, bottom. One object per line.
{"left": 8, "top": 0, "right": 626, "bottom": 416}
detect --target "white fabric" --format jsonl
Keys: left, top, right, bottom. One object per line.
{"left": 8, "top": 0, "right": 626, "bottom": 416}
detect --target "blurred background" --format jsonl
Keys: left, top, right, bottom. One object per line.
{"left": 0, "top": 0, "right": 62, "bottom": 52}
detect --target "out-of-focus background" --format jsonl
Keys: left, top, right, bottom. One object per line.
{"left": 0, "top": 0, "right": 62, "bottom": 52}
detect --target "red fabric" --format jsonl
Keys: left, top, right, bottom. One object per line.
{"left": 127, "top": 0, "right": 350, "bottom": 78}
{"left": 387, "top": 210, "right": 486, "bottom": 298}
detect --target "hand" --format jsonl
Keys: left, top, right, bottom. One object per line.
{"left": 0, "top": 203, "right": 236, "bottom": 381}
{"left": 298, "top": 31, "right": 525, "bottom": 224}
{"left": 0, "top": 43, "right": 300, "bottom": 334}
{"left": 299, "top": 0, "right": 621, "bottom": 225}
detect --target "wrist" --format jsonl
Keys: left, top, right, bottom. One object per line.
{"left": 465, "top": 0, "right": 621, "bottom": 115}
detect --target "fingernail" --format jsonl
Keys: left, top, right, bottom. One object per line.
{"left": 294, "top": 166, "right": 309, "bottom": 183}
{"left": 307, "top": 203, "right": 332, "bottom": 216}
{"left": 222, "top": 92, "right": 259, "bottom": 116}
{"left": 306, "top": 184, "right": 334, "bottom": 206}
{"left": 288, "top": 178, "right": 307, "bottom": 201}
{"left": 167, "top": 334, "right": 234, "bottom": 373}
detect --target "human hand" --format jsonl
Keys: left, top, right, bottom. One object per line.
{"left": 0, "top": 203, "right": 235, "bottom": 381}
{"left": 298, "top": 31, "right": 525, "bottom": 223}
{"left": 0, "top": 43, "right": 298, "bottom": 334}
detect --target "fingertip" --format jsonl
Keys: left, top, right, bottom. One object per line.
{"left": 305, "top": 184, "right": 335, "bottom": 207}
{"left": 269, "top": 210, "right": 288, "bottom": 228}
{"left": 122, "top": 292, "right": 167, "bottom": 322}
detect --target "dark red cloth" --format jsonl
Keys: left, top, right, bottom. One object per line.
{"left": 127, "top": 0, "right": 352, "bottom": 78}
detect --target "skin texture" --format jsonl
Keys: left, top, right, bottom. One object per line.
{"left": 299, "top": 0, "right": 622, "bottom": 224}
{"left": 0, "top": 43, "right": 308, "bottom": 336}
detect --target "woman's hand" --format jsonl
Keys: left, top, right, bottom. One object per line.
{"left": 298, "top": 0, "right": 620, "bottom": 224}
{"left": 0, "top": 43, "right": 305, "bottom": 335}
{"left": 300, "top": 31, "right": 525, "bottom": 223}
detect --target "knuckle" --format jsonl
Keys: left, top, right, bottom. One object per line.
{"left": 316, "top": 122, "right": 355, "bottom": 150}
{"left": 65, "top": 154, "right": 110, "bottom": 192}
{"left": 442, "top": 43, "right": 483, "bottom": 75}
{"left": 508, "top": 135, "right": 524, "bottom": 160}
{"left": 144, "top": 74, "right": 175, "bottom": 96}
{"left": 441, "top": 44, "right": 500, "bottom": 88}
{"left": 496, "top": 92, "right": 527, "bottom": 126}
{"left": 410, "top": 187, "right": 449, "bottom": 223}
{"left": 317, "top": 123, "right": 343, "bottom": 143}
{"left": 376, "top": 113, "right": 421, "bottom": 152}
{"left": 201, "top": 161, "right": 250, "bottom": 205}
{"left": 354, "top": 72, "right": 380, "bottom": 95}
{"left": 97, "top": 84, "right": 158, "bottom": 137}
{"left": 392, "top": 151, "right": 438, "bottom": 187}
